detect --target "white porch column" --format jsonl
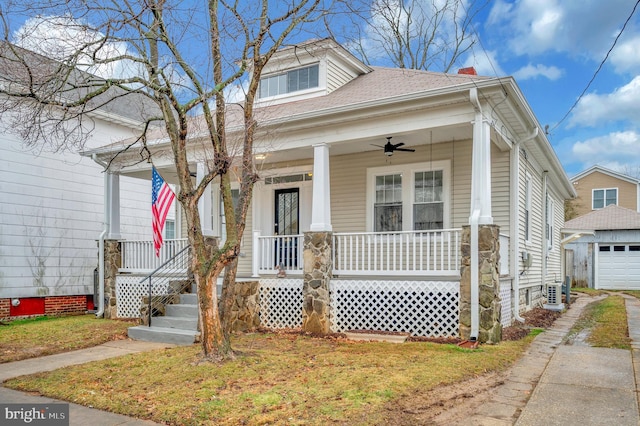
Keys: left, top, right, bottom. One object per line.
{"left": 106, "top": 172, "right": 121, "bottom": 239}
{"left": 310, "top": 143, "right": 332, "bottom": 232}
{"left": 470, "top": 89, "right": 493, "bottom": 225}
{"left": 196, "top": 162, "right": 215, "bottom": 236}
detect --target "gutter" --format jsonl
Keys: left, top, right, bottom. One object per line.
{"left": 92, "top": 154, "right": 109, "bottom": 318}
{"left": 511, "top": 128, "right": 538, "bottom": 323}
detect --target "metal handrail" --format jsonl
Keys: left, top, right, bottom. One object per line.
{"left": 139, "top": 245, "right": 191, "bottom": 327}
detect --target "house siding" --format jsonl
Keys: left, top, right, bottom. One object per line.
{"left": 327, "top": 59, "right": 356, "bottom": 94}
{"left": 572, "top": 171, "right": 638, "bottom": 216}
{"left": 0, "top": 115, "right": 150, "bottom": 300}
{"left": 519, "top": 159, "right": 544, "bottom": 292}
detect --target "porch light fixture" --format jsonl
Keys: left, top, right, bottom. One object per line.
{"left": 255, "top": 153, "right": 267, "bottom": 160}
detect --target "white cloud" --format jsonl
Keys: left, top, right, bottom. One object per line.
{"left": 569, "top": 76, "right": 640, "bottom": 127}
{"left": 609, "top": 35, "right": 640, "bottom": 74}
{"left": 513, "top": 63, "right": 563, "bottom": 81}
{"left": 488, "top": 0, "right": 634, "bottom": 59}
{"left": 572, "top": 131, "right": 640, "bottom": 171}
{"left": 13, "top": 15, "right": 139, "bottom": 81}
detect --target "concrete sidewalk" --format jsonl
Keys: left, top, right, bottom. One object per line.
{"left": 1, "top": 340, "right": 173, "bottom": 425}
{"left": 516, "top": 295, "right": 640, "bottom": 426}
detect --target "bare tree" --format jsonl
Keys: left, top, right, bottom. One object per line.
{"left": 0, "top": 0, "right": 326, "bottom": 361}
{"left": 332, "top": 0, "right": 487, "bottom": 72}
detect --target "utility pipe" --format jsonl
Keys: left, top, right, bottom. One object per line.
{"left": 92, "top": 154, "right": 110, "bottom": 318}
{"left": 510, "top": 128, "right": 538, "bottom": 323}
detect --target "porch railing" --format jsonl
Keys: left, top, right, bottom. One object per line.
{"left": 120, "top": 239, "right": 189, "bottom": 273}
{"left": 332, "top": 229, "right": 461, "bottom": 276}
{"left": 253, "top": 233, "right": 304, "bottom": 276}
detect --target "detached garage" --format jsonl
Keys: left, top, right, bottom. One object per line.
{"left": 564, "top": 205, "right": 640, "bottom": 290}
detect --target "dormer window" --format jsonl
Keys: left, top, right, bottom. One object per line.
{"left": 259, "top": 64, "right": 319, "bottom": 98}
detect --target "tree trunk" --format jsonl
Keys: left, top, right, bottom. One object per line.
{"left": 193, "top": 258, "right": 232, "bottom": 360}
{"left": 220, "top": 257, "right": 238, "bottom": 336}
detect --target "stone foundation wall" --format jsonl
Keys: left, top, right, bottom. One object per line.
{"left": 302, "top": 232, "right": 332, "bottom": 334}
{"left": 225, "top": 280, "right": 260, "bottom": 332}
{"left": 460, "top": 224, "right": 502, "bottom": 343}
{"left": 104, "top": 240, "right": 121, "bottom": 319}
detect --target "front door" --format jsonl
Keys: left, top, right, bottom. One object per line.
{"left": 274, "top": 188, "right": 299, "bottom": 268}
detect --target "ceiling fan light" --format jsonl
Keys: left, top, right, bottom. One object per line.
{"left": 385, "top": 151, "right": 393, "bottom": 156}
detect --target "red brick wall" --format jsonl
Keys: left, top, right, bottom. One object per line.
{"left": 0, "top": 295, "right": 89, "bottom": 319}
{"left": 0, "top": 298, "right": 10, "bottom": 320}
{"left": 44, "top": 296, "right": 87, "bottom": 315}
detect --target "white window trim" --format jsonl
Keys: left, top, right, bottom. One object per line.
{"left": 366, "top": 160, "right": 450, "bottom": 232}
{"left": 258, "top": 63, "right": 324, "bottom": 102}
{"left": 524, "top": 172, "right": 532, "bottom": 244}
{"left": 592, "top": 187, "right": 618, "bottom": 210}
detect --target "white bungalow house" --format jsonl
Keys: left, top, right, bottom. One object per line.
{"left": 86, "top": 39, "right": 574, "bottom": 343}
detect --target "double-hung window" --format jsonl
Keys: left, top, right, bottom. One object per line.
{"left": 413, "top": 170, "right": 444, "bottom": 230}
{"left": 368, "top": 161, "right": 449, "bottom": 233}
{"left": 545, "top": 192, "right": 554, "bottom": 250}
{"left": 592, "top": 188, "right": 617, "bottom": 209}
{"left": 259, "top": 64, "right": 319, "bottom": 98}
{"left": 374, "top": 174, "right": 403, "bottom": 232}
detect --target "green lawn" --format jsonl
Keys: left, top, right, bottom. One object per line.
{"left": 0, "top": 315, "right": 134, "bottom": 363}
{"left": 5, "top": 331, "right": 537, "bottom": 425}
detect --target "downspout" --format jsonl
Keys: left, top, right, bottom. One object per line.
{"left": 542, "top": 171, "right": 549, "bottom": 288}
{"left": 469, "top": 209, "right": 481, "bottom": 340}
{"left": 92, "top": 154, "right": 109, "bottom": 318}
{"left": 511, "top": 128, "right": 538, "bottom": 323}
{"left": 468, "top": 88, "right": 483, "bottom": 341}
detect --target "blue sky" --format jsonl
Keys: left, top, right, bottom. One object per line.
{"left": 464, "top": 0, "right": 640, "bottom": 177}
{"left": 5, "top": 0, "right": 639, "bottom": 178}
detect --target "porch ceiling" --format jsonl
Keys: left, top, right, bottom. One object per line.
{"left": 255, "top": 123, "right": 473, "bottom": 164}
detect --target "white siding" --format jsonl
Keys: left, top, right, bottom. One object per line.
{"left": 518, "top": 157, "right": 544, "bottom": 290}
{"left": 546, "top": 187, "right": 565, "bottom": 285}
{"left": 326, "top": 59, "right": 356, "bottom": 94}
{"left": 0, "top": 116, "right": 150, "bottom": 298}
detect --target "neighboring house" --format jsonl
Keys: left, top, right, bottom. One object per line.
{"left": 563, "top": 205, "right": 640, "bottom": 290}
{"left": 86, "top": 39, "right": 574, "bottom": 342}
{"left": 0, "top": 45, "right": 169, "bottom": 320}
{"left": 570, "top": 165, "right": 640, "bottom": 217}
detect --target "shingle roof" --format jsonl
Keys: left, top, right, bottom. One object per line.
{"left": 93, "top": 66, "right": 491, "bottom": 150}
{"left": 564, "top": 204, "right": 640, "bottom": 230}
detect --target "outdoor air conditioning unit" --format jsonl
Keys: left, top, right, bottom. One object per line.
{"left": 543, "top": 282, "right": 564, "bottom": 311}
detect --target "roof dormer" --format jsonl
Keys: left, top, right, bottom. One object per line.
{"left": 256, "top": 38, "right": 372, "bottom": 106}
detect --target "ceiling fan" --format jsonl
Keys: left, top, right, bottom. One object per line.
{"left": 373, "top": 137, "right": 416, "bottom": 156}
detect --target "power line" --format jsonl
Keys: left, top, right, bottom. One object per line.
{"left": 550, "top": 0, "right": 640, "bottom": 134}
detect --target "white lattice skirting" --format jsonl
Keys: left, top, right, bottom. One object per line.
{"left": 116, "top": 275, "right": 173, "bottom": 318}
{"left": 258, "top": 279, "right": 460, "bottom": 337}
{"left": 500, "top": 278, "right": 513, "bottom": 327}
{"left": 259, "top": 278, "right": 304, "bottom": 329}
{"left": 330, "top": 280, "right": 459, "bottom": 337}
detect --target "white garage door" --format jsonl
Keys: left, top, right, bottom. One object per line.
{"left": 598, "top": 244, "right": 640, "bottom": 290}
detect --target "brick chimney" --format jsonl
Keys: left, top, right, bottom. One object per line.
{"left": 458, "top": 67, "right": 477, "bottom": 76}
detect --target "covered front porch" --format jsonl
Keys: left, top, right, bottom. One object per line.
{"left": 96, "top": 83, "right": 516, "bottom": 342}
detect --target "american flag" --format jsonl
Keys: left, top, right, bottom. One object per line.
{"left": 152, "top": 167, "right": 176, "bottom": 257}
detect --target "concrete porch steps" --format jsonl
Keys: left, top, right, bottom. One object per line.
{"left": 128, "top": 291, "right": 200, "bottom": 345}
